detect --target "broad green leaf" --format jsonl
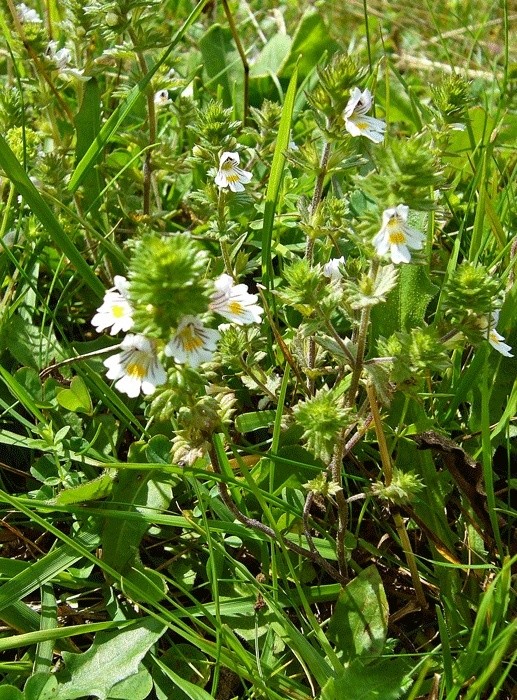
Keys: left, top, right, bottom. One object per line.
{"left": 0, "top": 687, "right": 23, "bottom": 700}
{"left": 320, "top": 657, "right": 413, "bottom": 700}
{"left": 371, "top": 264, "right": 438, "bottom": 343}
{"left": 199, "top": 24, "right": 240, "bottom": 109}
{"left": 24, "top": 673, "right": 59, "bottom": 700}
{"left": 121, "top": 562, "right": 168, "bottom": 604}
{"left": 108, "top": 667, "right": 153, "bottom": 700}
{"left": 54, "top": 618, "right": 166, "bottom": 700}
{"left": 56, "top": 376, "right": 93, "bottom": 415}
{"left": 101, "top": 471, "right": 173, "bottom": 574}
{"left": 279, "top": 9, "right": 339, "bottom": 80}
{"left": 74, "top": 77, "right": 103, "bottom": 210}
{"left": 327, "top": 566, "right": 388, "bottom": 662}
{"left": 250, "top": 34, "right": 292, "bottom": 78}
{"left": 4, "top": 316, "right": 64, "bottom": 371}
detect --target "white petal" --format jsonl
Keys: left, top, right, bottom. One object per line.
{"left": 373, "top": 231, "right": 390, "bottom": 256}
{"left": 489, "top": 330, "right": 513, "bottom": 357}
{"left": 115, "top": 374, "right": 142, "bottom": 398}
{"left": 228, "top": 180, "right": 245, "bottom": 193}
{"left": 391, "top": 244, "right": 411, "bottom": 264}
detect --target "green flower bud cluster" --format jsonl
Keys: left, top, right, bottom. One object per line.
{"left": 360, "top": 134, "right": 444, "bottom": 211}
{"left": 190, "top": 101, "right": 242, "bottom": 150}
{"left": 443, "top": 262, "right": 503, "bottom": 338}
{"left": 128, "top": 233, "right": 211, "bottom": 338}
{"left": 217, "top": 325, "right": 253, "bottom": 371}
{"left": 280, "top": 259, "right": 335, "bottom": 317}
{"left": 378, "top": 328, "right": 450, "bottom": 388}
{"left": 299, "top": 195, "right": 349, "bottom": 242}
{"left": 6, "top": 126, "right": 39, "bottom": 165}
{"left": 370, "top": 468, "right": 425, "bottom": 505}
{"left": 431, "top": 75, "right": 473, "bottom": 125}
{"left": 0, "top": 88, "right": 27, "bottom": 132}
{"left": 303, "top": 472, "right": 342, "bottom": 497}
{"left": 294, "top": 387, "right": 352, "bottom": 463}
{"left": 307, "top": 54, "right": 366, "bottom": 119}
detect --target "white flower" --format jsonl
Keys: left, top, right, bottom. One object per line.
{"left": 165, "top": 316, "right": 219, "bottom": 367}
{"left": 209, "top": 274, "right": 263, "bottom": 325}
{"left": 91, "top": 275, "right": 134, "bottom": 335}
{"left": 372, "top": 205, "right": 426, "bottom": 264}
{"left": 103, "top": 334, "right": 166, "bottom": 398}
{"left": 344, "top": 87, "right": 386, "bottom": 143}
{"left": 214, "top": 152, "right": 252, "bottom": 193}
{"left": 154, "top": 89, "right": 170, "bottom": 106}
{"left": 45, "top": 41, "right": 86, "bottom": 79}
{"left": 487, "top": 310, "right": 513, "bottom": 357}
{"left": 18, "top": 3, "right": 42, "bottom": 23}
{"left": 323, "top": 256, "right": 345, "bottom": 280}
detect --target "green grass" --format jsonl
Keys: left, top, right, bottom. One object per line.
{"left": 0, "top": 0, "right": 515, "bottom": 699}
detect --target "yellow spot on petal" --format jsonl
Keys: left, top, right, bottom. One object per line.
{"left": 228, "top": 300, "right": 243, "bottom": 315}
{"left": 111, "top": 304, "right": 125, "bottom": 318}
{"left": 226, "top": 173, "right": 240, "bottom": 183}
{"left": 179, "top": 325, "right": 204, "bottom": 352}
{"left": 126, "top": 362, "right": 146, "bottom": 379}
{"left": 388, "top": 230, "right": 406, "bottom": 245}
{"left": 387, "top": 218, "right": 406, "bottom": 245}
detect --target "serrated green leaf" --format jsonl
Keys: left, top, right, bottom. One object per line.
{"left": 55, "top": 618, "right": 166, "bottom": 700}
{"left": 327, "top": 565, "right": 388, "bottom": 662}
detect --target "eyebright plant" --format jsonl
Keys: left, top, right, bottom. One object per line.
{"left": 1, "top": 3, "right": 515, "bottom": 696}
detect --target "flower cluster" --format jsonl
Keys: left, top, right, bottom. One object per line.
{"left": 92, "top": 273, "right": 263, "bottom": 397}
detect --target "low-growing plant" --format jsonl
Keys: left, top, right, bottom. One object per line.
{"left": 0, "top": 1, "right": 515, "bottom": 699}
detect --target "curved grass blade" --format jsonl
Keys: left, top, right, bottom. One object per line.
{"left": 261, "top": 65, "right": 298, "bottom": 290}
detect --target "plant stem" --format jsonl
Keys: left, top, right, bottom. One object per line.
{"left": 347, "top": 259, "right": 379, "bottom": 405}
{"left": 221, "top": 0, "right": 249, "bottom": 124}
{"left": 305, "top": 140, "right": 332, "bottom": 264}
{"left": 129, "top": 31, "right": 157, "bottom": 216}
{"left": 209, "top": 442, "right": 347, "bottom": 585}
{"left": 366, "top": 382, "right": 428, "bottom": 609}
{"left": 305, "top": 138, "right": 332, "bottom": 392}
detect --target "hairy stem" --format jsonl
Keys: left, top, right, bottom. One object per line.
{"left": 209, "top": 442, "right": 347, "bottom": 585}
